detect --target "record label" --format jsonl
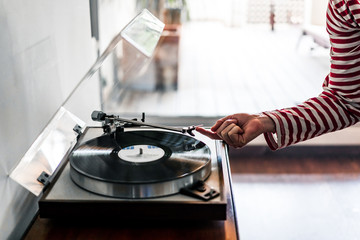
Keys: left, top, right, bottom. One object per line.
{"left": 118, "top": 145, "right": 165, "bottom": 163}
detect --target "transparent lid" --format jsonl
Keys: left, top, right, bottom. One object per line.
{"left": 121, "top": 9, "right": 165, "bottom": 57}
{"left": 10, "top": 9, "right": 164, "bottom": 196}
{"left": 10, "top": 108, "right": 85, "bottom": 196}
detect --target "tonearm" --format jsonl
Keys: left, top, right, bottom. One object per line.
{"left": 91, "top": 111, "right": 196, "bottom": 136}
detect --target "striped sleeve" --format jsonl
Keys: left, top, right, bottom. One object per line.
{"left": 263, "top": 0, "right": 360, "bottom": 150}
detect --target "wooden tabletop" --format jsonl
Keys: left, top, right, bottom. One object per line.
{"left": 229, "top": 145, "right": 360, "bottom": 240}
{"left": 24, "top": 218, "right": 236, "bottom": 240}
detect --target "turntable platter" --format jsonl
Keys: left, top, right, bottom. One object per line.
{"left": 69, "top": 130, "right": 212, "bottom": 198}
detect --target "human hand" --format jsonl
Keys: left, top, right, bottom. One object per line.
{"left": 196, "top": 113, "right": 275, "bottom": 148}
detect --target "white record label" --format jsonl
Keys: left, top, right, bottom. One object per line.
{"left": 118, "top": 145, "right": 165, "bottom": 163}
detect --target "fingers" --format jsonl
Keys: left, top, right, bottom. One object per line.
{"left": 228, "top": 125, "right": 244, "bottom": 145}
{"left": 217, "top": 123, "right": 245, "bottom": 148}
{"left": 215, "top": 119, "right": 243, "bottom": 136}
{"left": 197, "top": 113, "right": 265, "bottom": 149}
{"left": 196, "top": 118, "right": 238, "bottom": 139}
{"left": 197, "top": 123, "right": 247, "bottom": 148}
{"left": 195, "top": 127, "right": 221, "bottom": 140}
{"left": 197, "top": 118, "right": 244, "bottom": 143}
{"left": 210, "top": 115, "right": 237, "bottom": 132}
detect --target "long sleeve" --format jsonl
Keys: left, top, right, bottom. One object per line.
{"left": 263, "top": 0, "right": 360, "bottom": 150}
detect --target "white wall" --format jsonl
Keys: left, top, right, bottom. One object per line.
{"left": 311, "top": 0, "right": 328, "bottom": 25}
{"left": 304, "top": 0, "right": 328, "bottom": 26}
{"left": 0, "top": 0, "right": 97, "bottom": 239}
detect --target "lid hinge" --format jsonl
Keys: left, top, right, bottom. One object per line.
{"left": 73, "top": 124, "right": 83, "bottom": 140}
{"left": 37, "top": 171, "right": 51, "bottom": 192}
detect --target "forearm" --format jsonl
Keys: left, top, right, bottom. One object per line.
{"left": 262, "top": 89, "right": 360, "bottom": 150}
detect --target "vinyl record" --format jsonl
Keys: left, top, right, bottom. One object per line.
{"left": 69, "top": 130, "right": 211, "bottom": 198}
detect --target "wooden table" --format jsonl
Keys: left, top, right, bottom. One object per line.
{"left": 230, "top": 145, "right": 360, "bottom": 240}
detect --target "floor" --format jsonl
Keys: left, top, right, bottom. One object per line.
{"left": 106, "top": 21, "right": 330, "bottom": 117}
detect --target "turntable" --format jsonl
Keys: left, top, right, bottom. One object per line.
{"left": 34, "top": 111, "right": 228, "bottom": 220}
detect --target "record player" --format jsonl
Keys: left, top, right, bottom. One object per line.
{"left": 36, "top": 111, "right": 228, "bottom": 220}
{"left": 9, "top": 9, "right": 230, "bottom": 222}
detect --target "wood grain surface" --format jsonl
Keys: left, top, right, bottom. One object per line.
{"left": 230, "top": 145, "right": 360, "bottom": 240}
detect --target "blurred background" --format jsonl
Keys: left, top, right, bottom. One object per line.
{"left": 3, "top": 0, "right": 359, "bottom": 239}
{"left": 102, "top": 0, "right": 330, "bottom": 117}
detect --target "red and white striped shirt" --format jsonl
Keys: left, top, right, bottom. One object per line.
{"left": 263, "top": 0, "right": 360, "bottom": 150}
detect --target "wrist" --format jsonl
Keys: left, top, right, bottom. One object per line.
{"left": 256, "top": 114, "right": 275, "bottom": 133}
